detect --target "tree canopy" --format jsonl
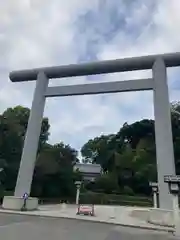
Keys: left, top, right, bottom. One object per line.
{"left": 81, "top": 102, "right": 180, "bottom": 195}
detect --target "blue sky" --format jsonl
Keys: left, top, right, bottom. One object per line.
{"left": 1, "top": 0, "right": 180, "bottom": 159}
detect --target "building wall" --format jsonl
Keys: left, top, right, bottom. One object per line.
{"left": 73, "top": 163, "right": 101, "bottom": 174}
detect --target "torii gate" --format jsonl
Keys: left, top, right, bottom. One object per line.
{"left": 3, "top": 52, "right": 180, "bottom": 210}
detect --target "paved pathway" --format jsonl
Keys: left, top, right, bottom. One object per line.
{"left": 0, "top": 213, "right": 177, "bottom": 240}
{"left": 0, "top": 204, "right": 174, "bottom": 232}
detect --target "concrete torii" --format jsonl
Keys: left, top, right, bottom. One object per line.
{"left": 2, "top": 52, "right": 180, "bottom": 211}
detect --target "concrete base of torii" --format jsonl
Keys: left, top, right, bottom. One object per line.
{"left": 2, "top": 196, "right": 38, "bottom": 211}
{"left": 130, "top": 208, "right": 180, "bottom": 227}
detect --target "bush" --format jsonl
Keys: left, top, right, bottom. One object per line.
{"left": 93, "top": 174, "right": 119, "bottom": 194}
{"left": 123, "top": 186, "right": 134, "bottom": 196}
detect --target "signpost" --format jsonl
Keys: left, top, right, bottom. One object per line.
{"left": 164, "top": 175, "right": 180, "bottom": 236}
{"left": 164, "top": 175, "right": 180, "bottom": 183}
{"left": 21, "top": 192, "right": 29, "bottom": 211}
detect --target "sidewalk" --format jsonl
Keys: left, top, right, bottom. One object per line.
{"left": 0, "top": 204, "right": 174, "bottom": 233}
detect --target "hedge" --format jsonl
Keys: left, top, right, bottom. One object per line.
{"left": 79, "top": 192, "right": 153, "bottom": 207}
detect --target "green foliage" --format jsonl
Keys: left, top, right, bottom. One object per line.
{"left": 32, "top": 142, "right": 79, "bottom": 198}
{"left": 80, "top": 102, "right": 180, "bottom": 197}
{"left": 79, "top": 192, "right": 152, "bottom": 207}
{"left": 0, "top": 106, "right": 50, "bottom": 191}
{"left": 92, "top": 173, "right": 119, "bottom": 194}
{"left": 123, "top": 186, "right": 134, "bottom": 196}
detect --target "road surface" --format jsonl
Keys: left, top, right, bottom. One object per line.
{"left": 0, "top": 213, "right": 177, "bottom": 240}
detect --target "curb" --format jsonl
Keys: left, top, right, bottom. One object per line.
{"left": 0, "top": 209, "right": 174, "bottom": 233}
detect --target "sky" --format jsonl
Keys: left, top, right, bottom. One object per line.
{"left": 1, "top": 0, "right": 180, "bottom": 158}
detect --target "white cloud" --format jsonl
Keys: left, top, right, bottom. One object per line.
{"left": 0, "top": 0, "right": 180, "bottom": 154}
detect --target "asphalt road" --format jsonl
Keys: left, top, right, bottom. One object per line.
{"left": 0, "top": 213, "right": 177, "bottom": 240}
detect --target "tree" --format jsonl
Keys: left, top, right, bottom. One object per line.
{"left": 93, "top": 173, "right": 119, "bottom": 194}
{"left": 3, "top": 106, "right": 50, "bottom": 149}
{"left": 81, "top": 134, "right": 116, "bottom": 172}
{"left": 117, "top": 119, "right": 155, "bottom": 149}
{"left": 32, "top": 142, "right": 79, "bottom": 199}
{"left": 171, "top": 101, "right": 180, "bottom": 117}
{"left": 171, "top": 102, "right": 180, "bottom": 174}
{"left": 80, "top": 119, "right": 157, "bottom": 196}
{"left": 0, "top": 106, "right": 50, "bottom": 191}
